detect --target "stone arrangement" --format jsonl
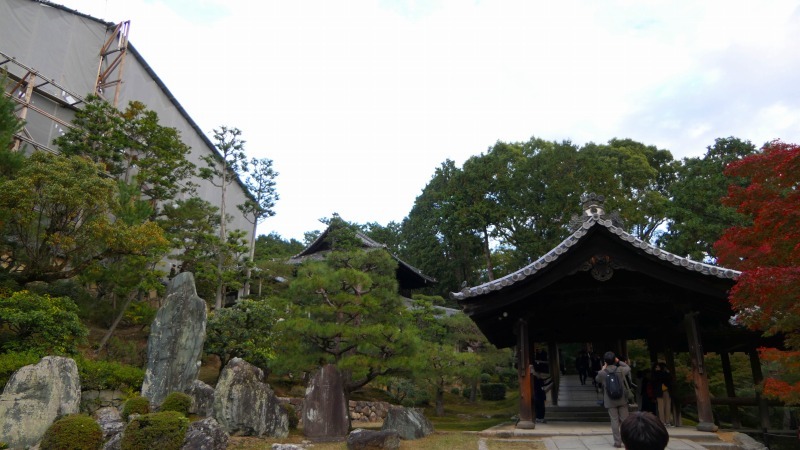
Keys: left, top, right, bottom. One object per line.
{"left": 302, "top": 364, "right": 349, "bottom": 440}
{"left": 141, "top": 272, "right": 207, "bottom": 408}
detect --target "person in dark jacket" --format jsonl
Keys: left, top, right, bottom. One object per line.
{"left": 621, "top": 411, "right": 669, "bottom": 450}
{"left": 596, "top": 351, "right": 631, "bottom": 448}
{"left": 652, "top": 362, "right": 673, "bottom": 427}
{"left": 576, "top": 349, "right": 591, "bottom": 385}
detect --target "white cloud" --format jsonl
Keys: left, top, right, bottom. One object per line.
{"left": 57, "top": 0, "right": 800, "bottom": 240}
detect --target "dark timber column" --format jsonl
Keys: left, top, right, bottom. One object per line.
{"left": 548, "top": 341, "right": 560, "bottom": 406}
{"left": 720, "top": 351, "right": 741, "bottom": 429}
{"left": 516, "top": 319, "right": 535, "bottom": 429}
{"left": 684, "top": 312, "right": 717, "bottom": 432}
{"left": 748, "top": 348, "right": 770, "bottom": 437}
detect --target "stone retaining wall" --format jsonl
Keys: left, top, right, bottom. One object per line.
{"left": 278, "top": 397, "right": 390, "bottom": 424}
{"left": 80, "top": 389, "right": 126, "bottom": 414}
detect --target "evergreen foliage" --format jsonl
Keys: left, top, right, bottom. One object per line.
{"left": 120, "top": 411, "right": 188, "bottom": 450}
{"left": 76, "top": 358, "right": 145, "bottom": 391}
{"left": 0, "top": 290, "right": 87, "bottom": 355}
{"left": 205, "top": 299, "right": 277, "bottom": 372}
{"left": 159, "top": 392, "right": 192, "bottom": 417}
{"left": 40, "top": 414, "right": 103, "bottom": 450}
{"left": 122, "top": 396, "right": 151, "bottom": 421}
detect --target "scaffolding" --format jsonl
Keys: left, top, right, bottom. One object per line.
{"left": 1, "top": 20, "right": 129, "bottom": 152}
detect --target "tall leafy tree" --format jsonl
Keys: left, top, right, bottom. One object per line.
{"left": 660, "top": 137, "right": 757, "bottom": 260}
{"left": 199, "top": 126, "right": 249, "bottom": 308}
{"left": 401, "top": 160, "right": 484, "bottom": 298}
{"left": 714, "top": 140, "right": 800, "bottom": 404}
{"left": 0, "top": 152, "right": 118, "bottom": 283}
{"left": 238, "top": 156, "right": 279, "bottom": 294}
{"left": 54, "top": 96, "right": 196, "bottom": 216}
{"left": 272, "top": 222, "right": 419, "bottom": 397}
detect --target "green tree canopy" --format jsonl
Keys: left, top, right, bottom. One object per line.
{"left": 0, "top": 290, "right": 88, "bottom": 355}
{"left": 272, "top": 228, "right": 418, "bottom": 395}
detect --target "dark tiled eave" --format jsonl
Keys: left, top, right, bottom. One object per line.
{"left": 452, "top": 216, "right": 739, "bottom": 300}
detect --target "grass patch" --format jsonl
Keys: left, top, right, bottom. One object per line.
{"left": 422, "top": 390, "right": 519, "bottom": 431}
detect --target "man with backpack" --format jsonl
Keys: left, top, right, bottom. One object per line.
{"left": 596, "top": 351, "right": 632, "bottom": 448}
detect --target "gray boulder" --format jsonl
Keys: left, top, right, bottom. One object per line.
{"left": 102, "top": 433, "right": 122, "bottom": 450}
{"left": 181, "top": 417, "right": 229, "bottom": 450}
{"left": 381, "top": 406, "right": 433, "bottom": 440}
{"left": 346, "top": 429, "right": 400, "bottom": 450}
{"left": 0, "top": 356, "right": 81, "bottom": 449}
{"left": 186, "top": 379, "right": 215, "bottom": 417}
{"left": 94, "top": 406, "right": 125, "bottom": 441}
{"left": 141, "top": 272, "right": 207, "bottom": 407}
{"left": 303, "top": 364, "right": 349, "bottom": 441}
{"left": 213, "top": 358, "right": 288, "bottom": 437}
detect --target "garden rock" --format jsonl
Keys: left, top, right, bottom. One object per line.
{"left": 381, "top": 406, "right": 433, "bottom": 440}
{"left": 346, "top": 429, "right": 400, "bottom": 450}
{"left": 212, "top": 358, "right": 288, "bottom": 437}
{"left": 102, "top": 433, "right": 122, "bottom": 450}
{"left": 303, "top": 364, "right": 349, "bottom": 441}
{"left": 186, "top": 379, "right": 215, "bottom": 417}
{"left": 181, "top": 417, "right": 229, "bottom": 450}
{"left": 0, "top": 356, "right": 81, "bottom": 449}
{"left": 141, "top": 272, "right": 207, "bottom": 407}
{"left": 94, "top": 406, "right": 125, "bottom": 441}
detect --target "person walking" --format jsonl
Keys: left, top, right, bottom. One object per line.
{"left": 596, "top": 351, "right": 632, "bottom": 448}
{"left": 652, "top": 362, "right": 674, "bottom": 427}
{"left": 576, "top": 349, "right": 590, "bottom": 385}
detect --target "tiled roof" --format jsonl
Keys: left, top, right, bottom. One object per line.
{"left": 452, "top": 215, "right": 740, "bottom": 300}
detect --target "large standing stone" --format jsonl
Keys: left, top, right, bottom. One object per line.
{"left": 186, "top": 379, "right": 215, "bottom": 417}
{"left": 381, "top": 406, "right": 434, "bottom": 440}
{"left": 180, "top": 417, "right": 229, "bottom": 450}
{"left": 0, "top": 356, "right": 81, "bottom": 449}
{"left": 303, "top": 364, "right": 349, "bottom": 441}
{"left": 141, "top": 272, "right": 207, "bottom": 407}
{"left": 212, "top": 358, "right": 288, "bottom": 437}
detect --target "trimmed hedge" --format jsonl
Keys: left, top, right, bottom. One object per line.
{"left": 480, "top": 383, "right": 506, "bottom": 401}
{"left": 159, "top": 392, "right": 192, "bottom": 417}
{"left": 77, "top": 358, "right": 145, "bottom": 391}
{"left": 40, "top": 414, "right": 103, "bottom": 450}
{"left": 120, "top": 411, "right": 188, "bottom": 450}
{"left": 0, "top": 351, "right": 41, "bottom": 390}
{"left": 122, "top": 396, "right": 151, "bottom": 421}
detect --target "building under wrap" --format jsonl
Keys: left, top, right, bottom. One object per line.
{"left": 0, "top": 0, "right": 256, "bottom": 290}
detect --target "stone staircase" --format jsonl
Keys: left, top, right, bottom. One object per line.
{"left": 545, "top": 374, "right": 609, "bottom": 422}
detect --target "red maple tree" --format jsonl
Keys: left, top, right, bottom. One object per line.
{"left": 714, "top": 140, "right": 800, "bottom": 404}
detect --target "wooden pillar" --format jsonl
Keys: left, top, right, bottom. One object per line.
{"left": 548, "top": 341, "right": 559, "bottom": 406}
{"left": 720, "top": 352, "right": 741, "bottom": 429}
{"left": 748, "top": 349, "right": 770, "bottom": 437}
{"left": 516, "top": 319, "right": 535, "bottom": 429}
{"left": 684, "top": 312, "right": 717, "bottom": 432}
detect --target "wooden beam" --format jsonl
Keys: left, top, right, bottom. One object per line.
{"left": 720, "top": 352, "right": 741, "bottom": 429}
{"left": 684, "top": 312, "right": 717, "bottom": 432}
{"left": 516, "top": 319, "right": 534, "bottom": 429}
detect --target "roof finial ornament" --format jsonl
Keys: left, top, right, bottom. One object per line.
{"left": 569, "top": 193, "right": 625, "bottom": 231}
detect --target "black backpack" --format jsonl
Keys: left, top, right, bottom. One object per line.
{"left": 605, "top": 369, "right": 624, "bottom": 400}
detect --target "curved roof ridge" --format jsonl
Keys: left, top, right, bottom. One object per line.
{"left": 452, "top": 217, "right": 740, "bottom": 300}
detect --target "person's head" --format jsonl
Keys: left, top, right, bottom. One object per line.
{"left": 603, "top": 351, "right": 617, "bottom": 365}
{"left": 621, "top": 412, "right": 669, "bottom": 450}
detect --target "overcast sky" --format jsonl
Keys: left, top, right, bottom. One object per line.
{"left": 57, "top": 0, "right": 800, "bottom": 242}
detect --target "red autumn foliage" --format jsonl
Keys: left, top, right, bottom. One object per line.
{"left": 714, "top": 140, "right": 800, "bottom": 404}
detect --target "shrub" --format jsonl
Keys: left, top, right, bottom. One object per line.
{"left": 40, "top": 414, "right": 103, "bottom": 450}
{"left": 0, "top": 351, "right": 40, "bottom": 390}
{"left": 462, "top": 387, "right": 473, "bottom": 399}
{"left": 159, "top": 392, "right": 192, "bottom": 417}
{"left": 480, "top": 373, "right": 492, "bottom": 383}
{"left": 0, "top": 290, "right": 88, "bottom": 355}
{"left": 281, "top": 403, "right": 299, "bottom": 430}
{"left": 120, "top": 411, "right": 188, "bottom": 450}
{"left": 480, "top": 383, "right": 506, "bottom": 401}
{"left": 77, "top": 358, "right": 145, "bottom": 391}
{"left": 122, "top": 396, "right": 151, "bottom": 421}
{"left": 450, "top": 387, "right": 460, "bottom": 395}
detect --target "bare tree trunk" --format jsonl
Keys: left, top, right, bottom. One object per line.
{"left": 95, "top": 291, "right": 138, "bottom": 355}
{"left": 435, "top": 385, "right": 445, "bottom": 416}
